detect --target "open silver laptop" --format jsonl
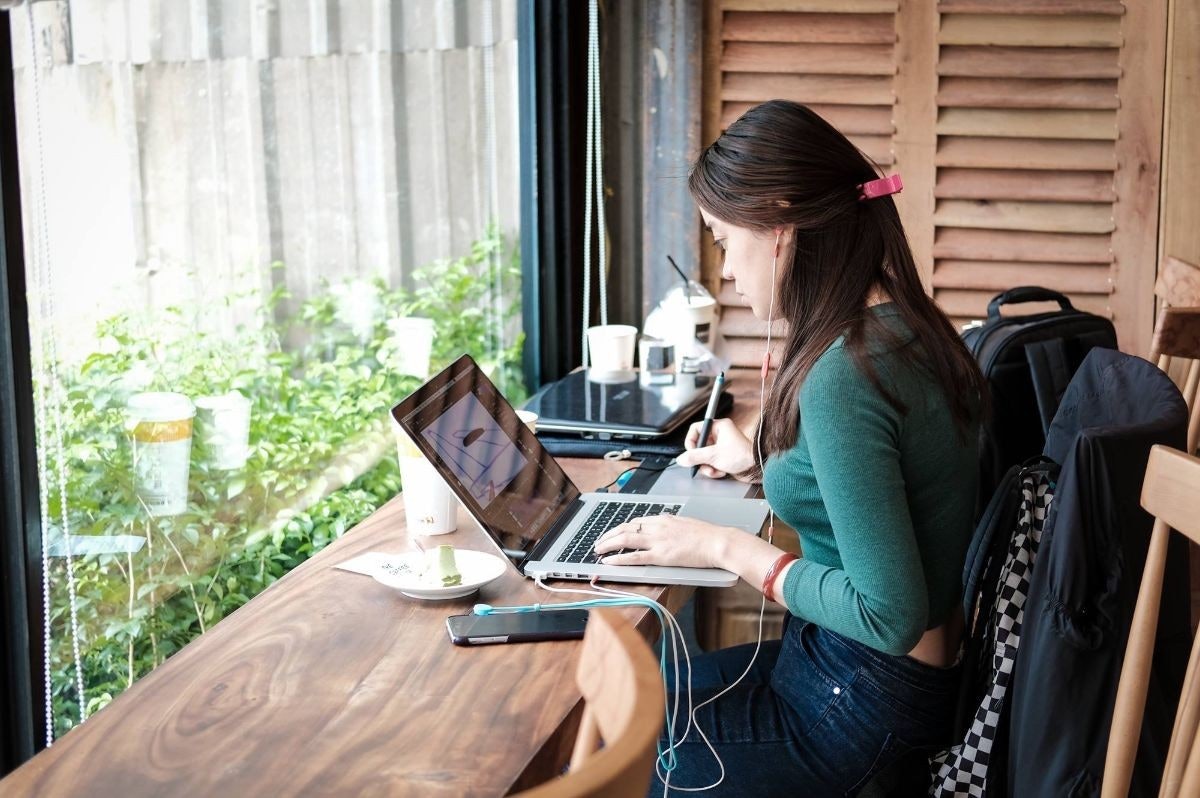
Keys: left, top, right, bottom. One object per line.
{"left": 390, "top": 354, "right": 770, "bottom": 588}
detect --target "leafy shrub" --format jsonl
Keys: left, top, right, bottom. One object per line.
{"left": 43, "top": 227, "right": 524, "bottom": 737}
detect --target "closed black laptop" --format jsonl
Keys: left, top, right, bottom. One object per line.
{"left": 522, "top": 370, "right": 717, "bottom": 439}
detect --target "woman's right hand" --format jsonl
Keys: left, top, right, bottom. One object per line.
{"left": 675, "top": 417, "right": 756, "bottom": 480}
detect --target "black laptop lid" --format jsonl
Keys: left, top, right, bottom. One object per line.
{"left": 391, "top": 354, "right": 581, "bottom": 560}
{"left": 524, "top": 371, "right": 716, "bottom": 437}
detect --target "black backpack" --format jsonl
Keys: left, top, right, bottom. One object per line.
{"left": 961, "top": 287, "right": 1116, "bottom": 516}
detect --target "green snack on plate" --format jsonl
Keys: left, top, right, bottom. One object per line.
{"left": 436, "top": 545, "right": 462, "bottom": 587}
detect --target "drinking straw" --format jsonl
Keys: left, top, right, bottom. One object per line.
{"left": 666, "top": 255, "right": 692, "bottom": 303}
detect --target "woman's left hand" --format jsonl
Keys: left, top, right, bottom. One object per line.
{"left": 593, "top": 514, "right": 731, "bottom": 569}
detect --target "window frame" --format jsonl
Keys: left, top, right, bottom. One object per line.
{"left": 519, "top": 0, "right": 701, "bottom": 387}
{"left": 0, "top": 8, "right": 46, "bottom": 774}
{"left": 518, "top": 0, "right": 588, "bottom": 387}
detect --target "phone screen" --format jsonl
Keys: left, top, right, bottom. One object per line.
{"left": 445, "top": 609, "right": 589, "bottom": 645}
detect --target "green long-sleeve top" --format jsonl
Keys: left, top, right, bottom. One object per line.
{"left": 762, "top": 304, "right": 979, "bottom": 656}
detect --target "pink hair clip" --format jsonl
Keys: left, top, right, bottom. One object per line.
{"left": 857, "top": 174, "right": 903, "bottom": 202}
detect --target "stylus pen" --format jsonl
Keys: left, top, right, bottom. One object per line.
{"left": 692, "top": 371, "right": 726, "bottom": 478}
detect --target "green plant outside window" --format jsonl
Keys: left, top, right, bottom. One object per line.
{"left": 42, "top": 228, "right": 524, "bottom": 738}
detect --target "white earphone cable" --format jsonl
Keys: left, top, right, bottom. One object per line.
{"left": 525, "top": 233, "right": 786, "bottom": 791}
{"left": 639, "top": 231, "right": 783, "bottom": 791}
{"left": 658, "top": 230, "right": 783, "bottom": 792}
{"left": 533, "top": 578, "right": 718, "bottom": 794}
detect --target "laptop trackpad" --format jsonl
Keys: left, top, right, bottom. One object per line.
{"left": 677, "top": 496, "right": 769, "bottom": 533}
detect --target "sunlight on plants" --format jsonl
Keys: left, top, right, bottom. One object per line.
{"left": 40, "top": 227, "right": 525, "bottom": 737}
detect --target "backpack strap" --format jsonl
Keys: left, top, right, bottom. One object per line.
{"left": 1025, "top": 338, "right": 1076, "bottom": 436}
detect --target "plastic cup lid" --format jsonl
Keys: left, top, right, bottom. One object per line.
{"left": 126, "top": 392, "right": 196, "bottom": 422}
{"left": 664, "top": 292, "right": 716, "bottom": 308}
{"left": 664, "top": 281, "right": 715, "bottom": 301}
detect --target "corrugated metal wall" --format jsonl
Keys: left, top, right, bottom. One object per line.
{"left": 11, "top": 0, "right": 520, "bottom": 356}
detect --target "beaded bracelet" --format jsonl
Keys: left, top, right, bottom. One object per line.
{"left": 762, "top": 552, "right": 798, "bottom": 603}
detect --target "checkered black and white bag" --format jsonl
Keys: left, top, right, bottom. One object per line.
{"left": 928, "top": 468, "right": 1055, "bottom": 797}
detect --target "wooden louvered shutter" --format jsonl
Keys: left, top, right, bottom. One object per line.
{"left": 704, "top": 0, "right": 901, "bottom": 368}
{"left": 930, "top": 1, "right": 1165, "bottom": 356}
{"left": 702, "top": 0, "right": 1167, "bottom": 363}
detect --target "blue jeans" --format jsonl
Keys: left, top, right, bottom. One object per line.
{"left": 647, "top": 618, "right": 961, "bottom": 797}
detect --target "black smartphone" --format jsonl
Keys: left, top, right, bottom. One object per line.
{"left": 445, "top": 609, "right": 589, "bottom": 646}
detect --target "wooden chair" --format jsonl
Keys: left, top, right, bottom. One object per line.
{"left": 514, "top": 608, "right": 665, "bottom": 798}
{"left": 1102, "top": 446, "right": 1200, "bottom": 796}
{"left": 1155, "top": 255, "right": 1200, "bottom": 310}
{"left": 1148, "top": 306, "right": 1200, "bottom": 455}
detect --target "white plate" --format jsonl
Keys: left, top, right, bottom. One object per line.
{"left": 370, "top": 549, "right": 508, "bottom": 600}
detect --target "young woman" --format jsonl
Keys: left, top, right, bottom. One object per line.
{"left": 593, "top": 100, "right": 986, "bottom": 796}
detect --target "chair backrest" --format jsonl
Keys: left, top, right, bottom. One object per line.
{"left": 514, "top": 608, "right": 665, "bottom": 798}
{"left": 1103, "top": 446, "right": 1200, "bottom": 797}
{"left": 1148, "top": 307, "right": 1200, "bottom": 454}
{"left": 1155, "top": 255, "right": 1200, "bottom": 309}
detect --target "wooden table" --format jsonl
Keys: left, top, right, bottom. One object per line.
{"left": 1, "top": 455, "right": 681, "bottom": 797}
{"left": 2, "top": 370, "right": 766, "bottom": 796}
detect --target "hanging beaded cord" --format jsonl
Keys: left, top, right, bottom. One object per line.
{"left": 24, "top": 0, "right": 89, "bottom": 740}
{"left": 580, "top": 0, "right": 608, "bottom": 368}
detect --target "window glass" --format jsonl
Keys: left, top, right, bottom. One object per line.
{"left": 12, "top": 0, "right": 524, "bottom": 738}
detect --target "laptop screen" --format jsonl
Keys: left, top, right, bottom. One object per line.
{"left": 391, "top": 355, "right": 581, "bottom": 559}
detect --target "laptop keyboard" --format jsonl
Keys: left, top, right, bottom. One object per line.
{"left": 559, "top": 501, "right": 682, "bottom": 565}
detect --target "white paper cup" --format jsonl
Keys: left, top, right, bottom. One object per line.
{"left": 587, "top": 324, "right": 637, "bottom": 373}
{"left": 515, "top": 409, "right": 538, "bottom": 433}
{"left": 385, "top": 316, "right": 435, "bottom": 379}
{"left": 391, "top": 422, "right": 458, "bottom": 535}
{"left": 127, "top": 392, "right": 195, "bottom": 517}
{"left": 399, "top": 454, "right": 458, "bottom": 535}
{"left": 195, "top": 391, "right": 251, "bottom": 470}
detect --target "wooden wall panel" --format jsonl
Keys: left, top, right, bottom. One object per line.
{"left": 934, "top": 168, "right": 1116, "bottom": 202}
{"left": 1157, "top": 0, "right": 1200, "bottom": 319}
{"left": 937, "top": 13, "right": 1122, "bottom": 47}
{"left": 935, "top": 108, "right": 1118, "bottom": 140}
{"left": 931, "top": 1, "right": 1143, "bottom": 338}
{"left": 892, "top": 0, "right": 939, "bottom": 292}
{"left": 702, "top": 0, "right": 1167, "bottom": 360}
{"left": 1108, "top": 0, "right": 1167, "bottom": 357}
{"left": 938, "top": 45, "right": 1123, "bottom": 78}
{"left": 704, "top": 0, "right": 899, "bottom": 366}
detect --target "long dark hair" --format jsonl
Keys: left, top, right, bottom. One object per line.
{"left": 689, "top": 100, "right": 986, "bottom": 464}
